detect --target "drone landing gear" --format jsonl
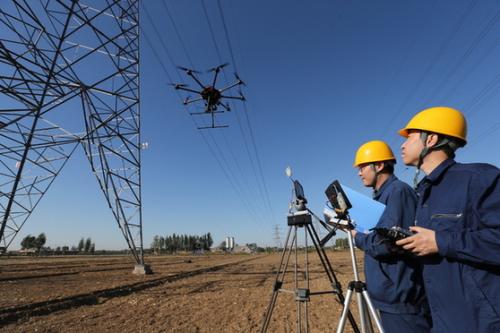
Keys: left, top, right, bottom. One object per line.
{"left": 189, "top": 110, "right": 228, "bottom": 129}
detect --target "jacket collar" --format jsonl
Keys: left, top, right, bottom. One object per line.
{"left": 423, "top": 158, "right": 456, "bottom": 185}
{"left": 373, "top": 174, "right": 397, "bottom": 200}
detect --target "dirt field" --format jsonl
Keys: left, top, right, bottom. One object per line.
{"left": 0, "top": 250, "right": 366, "bottom": 332}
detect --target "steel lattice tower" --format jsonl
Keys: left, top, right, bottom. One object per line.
{"left": 0, "top": 0, "right": 146, "bottom": 269}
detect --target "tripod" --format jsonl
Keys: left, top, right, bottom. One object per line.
{"left": 335, "top": 219, "right": 384, "bottom": 333}
{"left": 261, "top": 210, "right": 360, "bottom": 333}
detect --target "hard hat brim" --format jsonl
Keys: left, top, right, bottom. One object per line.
{"left": 353, "top": 157, "right": 396, "bottom": 168}
{"left": 398, "top": 128, "right": 409, "bottom": 137}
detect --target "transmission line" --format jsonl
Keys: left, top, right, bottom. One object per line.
{"left": 140, "top": 2, "right": 269, "bottom": 227}
{"left": 198, "top": 0, "right": 274, "bottom": 224}
{"left": 422, "top": 7, "right": 500, "bottom": 105}
{"left": 216, "top": 0, "right": 278, "bottom": 225}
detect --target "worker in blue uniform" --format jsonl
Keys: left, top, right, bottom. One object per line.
{"left": 351, "top": 140, "right": 431, "bottom": 333}
{"left": 397, "top": 106, "right": 500, "bottom": 332}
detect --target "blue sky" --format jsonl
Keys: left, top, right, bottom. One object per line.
{"left": 12, "top": 0, "right": 500, "bottom": 250}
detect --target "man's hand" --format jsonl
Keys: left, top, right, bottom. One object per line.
{"left": 349, "top": 229, "right": 357, "bottom": 238}
{"left": 395, "top": 226, "right": 439, "bottom": 256}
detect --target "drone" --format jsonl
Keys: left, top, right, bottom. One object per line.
{"left": 171, "top": 63, "right": 245, "bottom": 129}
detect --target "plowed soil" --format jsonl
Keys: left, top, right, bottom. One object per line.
{"left": 0, "top": 250, "right": 365, "bottom": 332}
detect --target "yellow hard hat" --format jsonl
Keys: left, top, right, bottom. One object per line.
{"left": 398, "top": 106, "right": 467, "bottom": 144}
{"left": 353, "top": 140, "right": 396, "bottom": 167}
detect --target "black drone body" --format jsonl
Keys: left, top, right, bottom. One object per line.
{"left": 172, "top": 63, "right": 245, "bottom": 129}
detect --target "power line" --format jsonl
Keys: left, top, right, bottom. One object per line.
{"left": 140, "top": 2, "right": 270, "bottom": 228}
{"left": 463, "top": 73, "right": 500, "bottom": 116}
{"left": 199, "top": 0, "right": 274, "bottom": 224}
{"left": 422, "top": 7, "right": 500, "bottom": 105}
{"left": 381, "top": 0, "right": 466, "bottom": 146}
{"left": 469, "top": 119, "right": 500, "bottom": 148}
{"left": 160, "top": 0, "right": 195, "bottom": 69}
{"left": 140, "top": 2, "right": 183, "bottom": 83}
{"left": 201, "top": 0, "right": 224, "bottom": 65}
{"left": 216, "top": 0, "right": 278, "bottom": 225}
{"left": 440, "top": 35, "right": 500, "bottom": 106}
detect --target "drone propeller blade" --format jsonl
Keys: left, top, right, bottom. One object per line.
{"left": 207, "top": 62, "right": 230, "bottom": 72}
{"left": 177, "top": 66, "right": 200, "bottom": 74}
{"left": 234, "top": 72, "right": 246, "bottom": 86}
{"left": 168, "top": 82, "right": 187, "bottom": 88}
{"left": 239, "top": 90, "right": 246, "bottom": 101}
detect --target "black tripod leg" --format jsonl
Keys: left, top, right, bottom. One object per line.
{"left": 261, "top": 226, "right": 296, "bottom": 332}
{"left": 307, "top": 225, "right": 360, "bottom": 333}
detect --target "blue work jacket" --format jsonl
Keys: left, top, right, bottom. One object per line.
{"left": 354, "top": 174, "right": 428, "bottom": 314}
{"left": 416, "top": 159, "right": 500, "bottom": 332}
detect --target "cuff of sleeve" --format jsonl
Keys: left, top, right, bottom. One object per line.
{"left": 354, "top": 232, "right": 366, "bottom": 250}
{"left": 435, "top": 230, "right": 453, "bottom": 257}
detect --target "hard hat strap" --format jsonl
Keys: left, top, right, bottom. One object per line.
{"left": 414, "top": 132, "right": 456, "bottom": 188}
{"left": 414, "top": 132, "right": 430, "bottom": 189}
{"left": 369, "top": 163, "right": 378, "bottom": 188}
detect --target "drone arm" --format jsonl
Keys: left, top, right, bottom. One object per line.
{"left": 187, "top": 72, "right": 206, "bottom": 89}
{"left": 221, "top": 95, "right": 246, "bottom": 101}
{"left": 219, "top": 81, "right": 241, "bottom": 93}
{"left": 184, "top": 96, "right": 204, "bottom": 105}
{"left": 176, "top": 86, "right": 202, "bottom": 94}
{"left": 218, "top": 101, "right": 231, "bottom": 111}
{"left": 212, "top": 68, "right": 220, "bottom": 87}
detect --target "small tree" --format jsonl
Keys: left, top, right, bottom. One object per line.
{"left": 151, "top": 235, "right": 160, "bottom": 255}
{"left": 90, "top": 243, "right": 95, "bottom": 255}
{"left": 84, "top": 237, "right": 92, "bottom": 252}
{"left": 246, "top": 243, "right": 258, "bottom": 252}
{"left": 206, "top": 232, "right": 213, "bottom": 249}
{"left": 35, "top": 233, "right": 46, "bottom": 253}
{"left": 159, "top": 236, "right": 165, "bottom": 254}
{"left": 77, "top": 238, "right": 85, "bottom": 252}
{"left": 20, "top": 234, "right": 36, "bottom": 249}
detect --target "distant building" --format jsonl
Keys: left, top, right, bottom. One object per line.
{"left": 18, "top": 248, "right": 37, "bottom": 255}
{"left": 233, "top": 245, "right": 253, "bottom": 254}
{"left": 225, "top": 236, "right": 235, "bottom": 251}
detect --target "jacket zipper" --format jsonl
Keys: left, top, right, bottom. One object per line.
{"left": 431, "top": 213, "right": 463, "bottom": 219}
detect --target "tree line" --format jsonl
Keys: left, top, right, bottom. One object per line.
{"left": 335, "top": 238, "right": 349, "bottom": 249}
{"left": 77, "top": 237, "right": 95, "bottom": 254}
{"left": 151, "top": 233, "right": 213, "bottom": 254}
{"left": 20, "top": 233, "right": 46, "bottom": 252}
{"left": 20, "top": 234, "right": 95, "bottom": 255}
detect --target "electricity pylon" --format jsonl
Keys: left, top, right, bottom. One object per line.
{"left": 0, "top": 0, "right": 148, "bottom": 272}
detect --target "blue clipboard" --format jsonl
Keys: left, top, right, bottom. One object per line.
{"left": 341, "top": 184, "right": 385, "bottom": 232}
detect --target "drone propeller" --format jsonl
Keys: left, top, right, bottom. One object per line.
{"left": 168, "top": 83, "right": 187, "bottom": 89}
{"left": 177, "top": 66, "right": 200, "bottom": 74}
{"left": 234, "top": 72, "right": 246, "bottom": 86}
{"left": 208, "top": 62, "right": 230, "bottom": 73}
{"left": 238, "top": 89, "right": 246, "bottom": 101}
